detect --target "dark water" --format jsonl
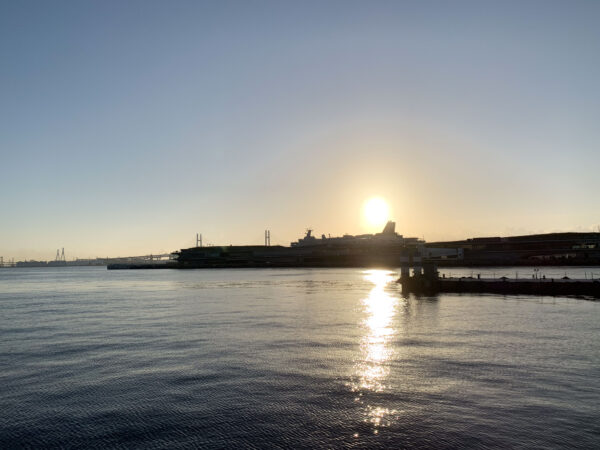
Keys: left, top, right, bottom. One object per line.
{"left": 1, "top": 267, "right": 599, "bottom": 449}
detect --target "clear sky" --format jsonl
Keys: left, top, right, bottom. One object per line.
{"left": 1, "top": 0, "right": 599, "bottom": 260}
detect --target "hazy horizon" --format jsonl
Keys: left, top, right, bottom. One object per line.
{"left": 2, "top": 0, "right": 599, "bottom": 260}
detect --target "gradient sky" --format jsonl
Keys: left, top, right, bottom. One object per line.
{"left": 1, "top": 0, "right": 599, "bottom": 260}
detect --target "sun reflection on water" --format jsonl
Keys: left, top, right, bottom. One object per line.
{"left": 357, "top": 270, "right": 398, "bottom": 391}
{"left": 352, "top": 269, "right": 401, "bottom": 433}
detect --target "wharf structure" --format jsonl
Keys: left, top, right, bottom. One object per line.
{"left": 107, "top": 225, "right": 600, "bottom": 270}
{"left": 399, "top": 262, "right": 600, "bottom": 298}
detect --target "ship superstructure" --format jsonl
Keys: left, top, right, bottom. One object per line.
{"left": 291, "top": 221, "right": 422, "bottom": 248}
{"left": 176, "top": 221, "right": 429, "bottom": 268}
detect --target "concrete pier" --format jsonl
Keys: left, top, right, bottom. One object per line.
{"left": 399, "top": 263, "right": 600, "bottom": 298}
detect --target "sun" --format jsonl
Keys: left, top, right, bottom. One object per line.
{"left": 363, "top": 197, "right": 390, "bottom": 228}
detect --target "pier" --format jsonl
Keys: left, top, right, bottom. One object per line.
{"left": 399, "top": 263, "right": 600, "bottom": 298}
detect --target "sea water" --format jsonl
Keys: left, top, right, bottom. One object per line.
{"left": 1, "top": 266, "right": 599, "bottom": 448}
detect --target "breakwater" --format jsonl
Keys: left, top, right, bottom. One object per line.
{"left": 107, "top": 263, "right": 177, "bottom": 270}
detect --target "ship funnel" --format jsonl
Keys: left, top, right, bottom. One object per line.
{"left": 381, "top": 221, "right": 396, "bottom": 234}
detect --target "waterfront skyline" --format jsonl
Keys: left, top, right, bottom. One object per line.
{"left": 2, "top": 1, "right": 600, "bottom": 260}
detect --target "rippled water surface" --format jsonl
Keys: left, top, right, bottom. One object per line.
{"left": 1, "top": 267, "right": 599, "bottom": 448}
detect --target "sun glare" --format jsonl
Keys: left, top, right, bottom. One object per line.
{"left": 364, "top": 197, "right": 390, "bottom": 228}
